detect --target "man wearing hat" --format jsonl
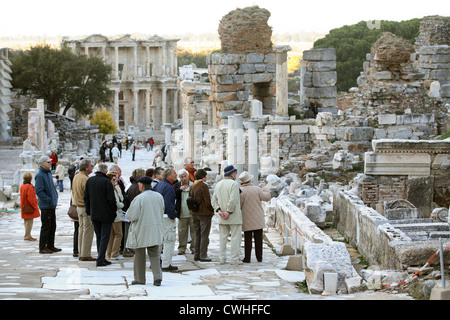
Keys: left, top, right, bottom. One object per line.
{"left": 211, "top": 165, "right": 242, "bottom": 265}
{"left": 126, "top": 176, "right": 164, "bottom": 286}
{"left": 35, "top": 155, "right": 60, "bottom": 254}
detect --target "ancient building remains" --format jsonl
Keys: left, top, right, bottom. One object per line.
{"left": 208, "top": 6, "right": 277, "bottom": 126}
{"left": 0, "top": 48, "right": 12, "bottom": 145}
{"left": 62, "top": 34, "right": 180, "bottom": 132}
{"left": 299, "top": 48, "right": 338, "bottom": 112}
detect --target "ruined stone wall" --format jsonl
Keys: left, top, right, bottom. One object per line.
{"left": 207, "top": 53, "right": 276, "bottom": 126}
{"left": 415, "top": 15, "right": 450, "bottom": 48}
{"left": 301, "top": 48, "right": 338, "bottom": 111}
{"left": 363, "top": 140, "right": 450, "bottom": 217}
{"left": 355, "top": 33, "right": 430, "bottom": 113}
{"left": 218, "top": 6, "right": 273, "bottom": 54}
{"left": 414, "top": 16, "right": 450, "bottom": 97}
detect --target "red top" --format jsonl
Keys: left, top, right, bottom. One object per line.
{"left": 20, "top": 183, "right": 40, "bottom": 219}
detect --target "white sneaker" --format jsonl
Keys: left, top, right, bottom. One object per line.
{"left": 114, "top": 256, "right": 124, "bottom": 260}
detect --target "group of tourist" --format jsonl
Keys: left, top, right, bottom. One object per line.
{"left": 19, "top": 153, "right": 272, "bottom": 286}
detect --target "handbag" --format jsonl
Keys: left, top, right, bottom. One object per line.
{"left": 22, "top": 184, "right": 35, "bottom": 214}
{"left": 67, "top": 199, "right": 78, "bottom": 220}
{"left": 186, "top": 185, "right": 203, "bottom": 211}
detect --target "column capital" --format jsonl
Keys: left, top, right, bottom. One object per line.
{"left": 273, "top": 45, "right": 292, "bottom": 53}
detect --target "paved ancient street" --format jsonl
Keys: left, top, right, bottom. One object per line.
{"left": 0, "top": 147, "right": 413, "bottom": 304}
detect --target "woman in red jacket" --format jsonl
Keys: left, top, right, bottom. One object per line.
{"left": 20, "top": 172, "right": 40, "bottom": 241}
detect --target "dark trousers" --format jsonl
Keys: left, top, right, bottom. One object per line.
{"left": 192, "top": 215, "right": 212, "bottom": 259}
{"left": 92, "top": 221, "right": 112, "bottom": 263}
{"left": 73, "top": 221, "right": 79, "bottom": 256}
{"left": 39, "top": 208, "right": 56, "bottom": 250}
{"left": 243, "top": 229, "right": 263, "bottom": 262}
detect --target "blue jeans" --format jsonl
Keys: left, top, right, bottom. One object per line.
{"left": 57, "top": 180, "right": 63, "bottom": 192}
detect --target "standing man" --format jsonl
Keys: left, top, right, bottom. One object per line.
{"left": 211, "top": 165, "right": 242, "bottom": 265}
{"left": 35, "top": 155, "right": 60, "bottom": 254}
{"left": 131, "top": 140, "right": 136, "bottom": 161}
{"left": 72, "top": 158, "right": 95, "bottom": 261}
{"left": 174, "top": 169, "right": 195, "bottom": 255}
{"left": 153, "top": 168, "right": 178, "bottom": 272}
{"left": 126, "top": 176, "right": 164, "bottom": 286}
{"left": 111, "top": 144, "right": 120, "bottom": 164}
{"left": 84, "top": 163, "right": 117, "bottom": 267}
{"left": 184, "top": 157, "right": 196, "bottom": 182}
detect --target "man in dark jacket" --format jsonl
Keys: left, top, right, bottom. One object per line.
{"left": 35, "top": 155, "right": 59, "bottom": 254}
{"left": 84, "top": 163, "right": 117, "bottom": 267}
{"left": 153, "top": 168, "right": 178, "bottom": 272}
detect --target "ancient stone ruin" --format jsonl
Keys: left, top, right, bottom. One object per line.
{"left": 2, "top": 6, "right": 449, "bottom": 298}
{"left": 218, "top": 6, "right": 273, "bottom": 55}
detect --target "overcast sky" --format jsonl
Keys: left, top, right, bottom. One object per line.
{"left": 1, "top": 0, "right": 447, "bottom": 37}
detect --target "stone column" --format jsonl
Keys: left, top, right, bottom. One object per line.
{"left": 114, "top": 46, "right": 119, "bottom": 79}
{"left": 173, "top": 89, "right": 178, "bottom": 122}
{"left": 227, "top": 115, "right": 235, "bottom": 166}
{"left": 163, "top": 123, "right": 172, "bottom": 145}
{"left": 183, "top": 107, "right": 193, "bottom": 159}
{"left": 173, "top": 43, "right": 178, "bottom": 76}
{"left": 145, "top": 89, "right": 151, "bottom": 127}
{"left": 247, "top": 119, "right": 259, "bottom": 185}
{"left": 133, "top": 89, "right": 139, "bottom": 127}
{"left": 114, "top": 89, "right": 120, "bottom": 127}
{"left": 146, "top": 46, "right": 151, "bottom": 77}
{"left": 194, "top": 120, "right": 203, "bottom": 165}
{"left": 161, "top": 87, "right": 167, "bottom": 124}
{"left": 161, "top": 44, "right": 166, "bottom": 76}
{"left": 274, "top": 45, "right": 292, "bottom": 118}
{"left": 133, "top": 45, "right": 138, "bottom": 79}
{"left": 37, "top": 99, "right": 46, "bottom": 154}
{"left": 234, "top": 114, "right": 244, "bottom": 177}
{"left": 299, "top": 58, "right": 307, "bottom": 105}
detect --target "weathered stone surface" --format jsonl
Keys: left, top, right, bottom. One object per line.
{"left": 312, "top": 71, "right": 337, "bottom": 87}
{"left": 303, "top": 48, "right": 336, "bottom": 61}
{"left": 218, "top": 6, "right": 273, "bottom": 54}
{"left": 306, "top": 61, "right": 336, "bottom": 72}
{"left": 304, "top": 242, "right": 354, "bottom": 294}
{"left": 364, "top": 152, "right": 431, "bottom": 176}
{"left": 305, "top": 87, "right": 337, "bottom": 99}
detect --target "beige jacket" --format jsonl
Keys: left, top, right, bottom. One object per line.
{"left": 211, "top": 177, "right": 242, "bottom": 225}
{"left": 240, "top": 181, "right": 271, "bottom": 232}
{"left": 71, "top": 171, "right": 89, "bottom": 207}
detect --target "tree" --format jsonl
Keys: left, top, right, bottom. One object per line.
{"left": 91, "top": 109, "right": 117, "bottom": 134}
{"left": 11, "top": 44, "right": 112, "bottom": 116}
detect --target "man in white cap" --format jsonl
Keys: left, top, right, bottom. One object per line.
{"left": 35, "top": 155, "right": 60, "bottom": 254}
{"left": 211, "top": 165, "right": 242, "bottom": 265}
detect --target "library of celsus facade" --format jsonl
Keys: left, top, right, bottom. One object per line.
{"left": 62, "top": 34, "right": 180, "bottom": 131}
